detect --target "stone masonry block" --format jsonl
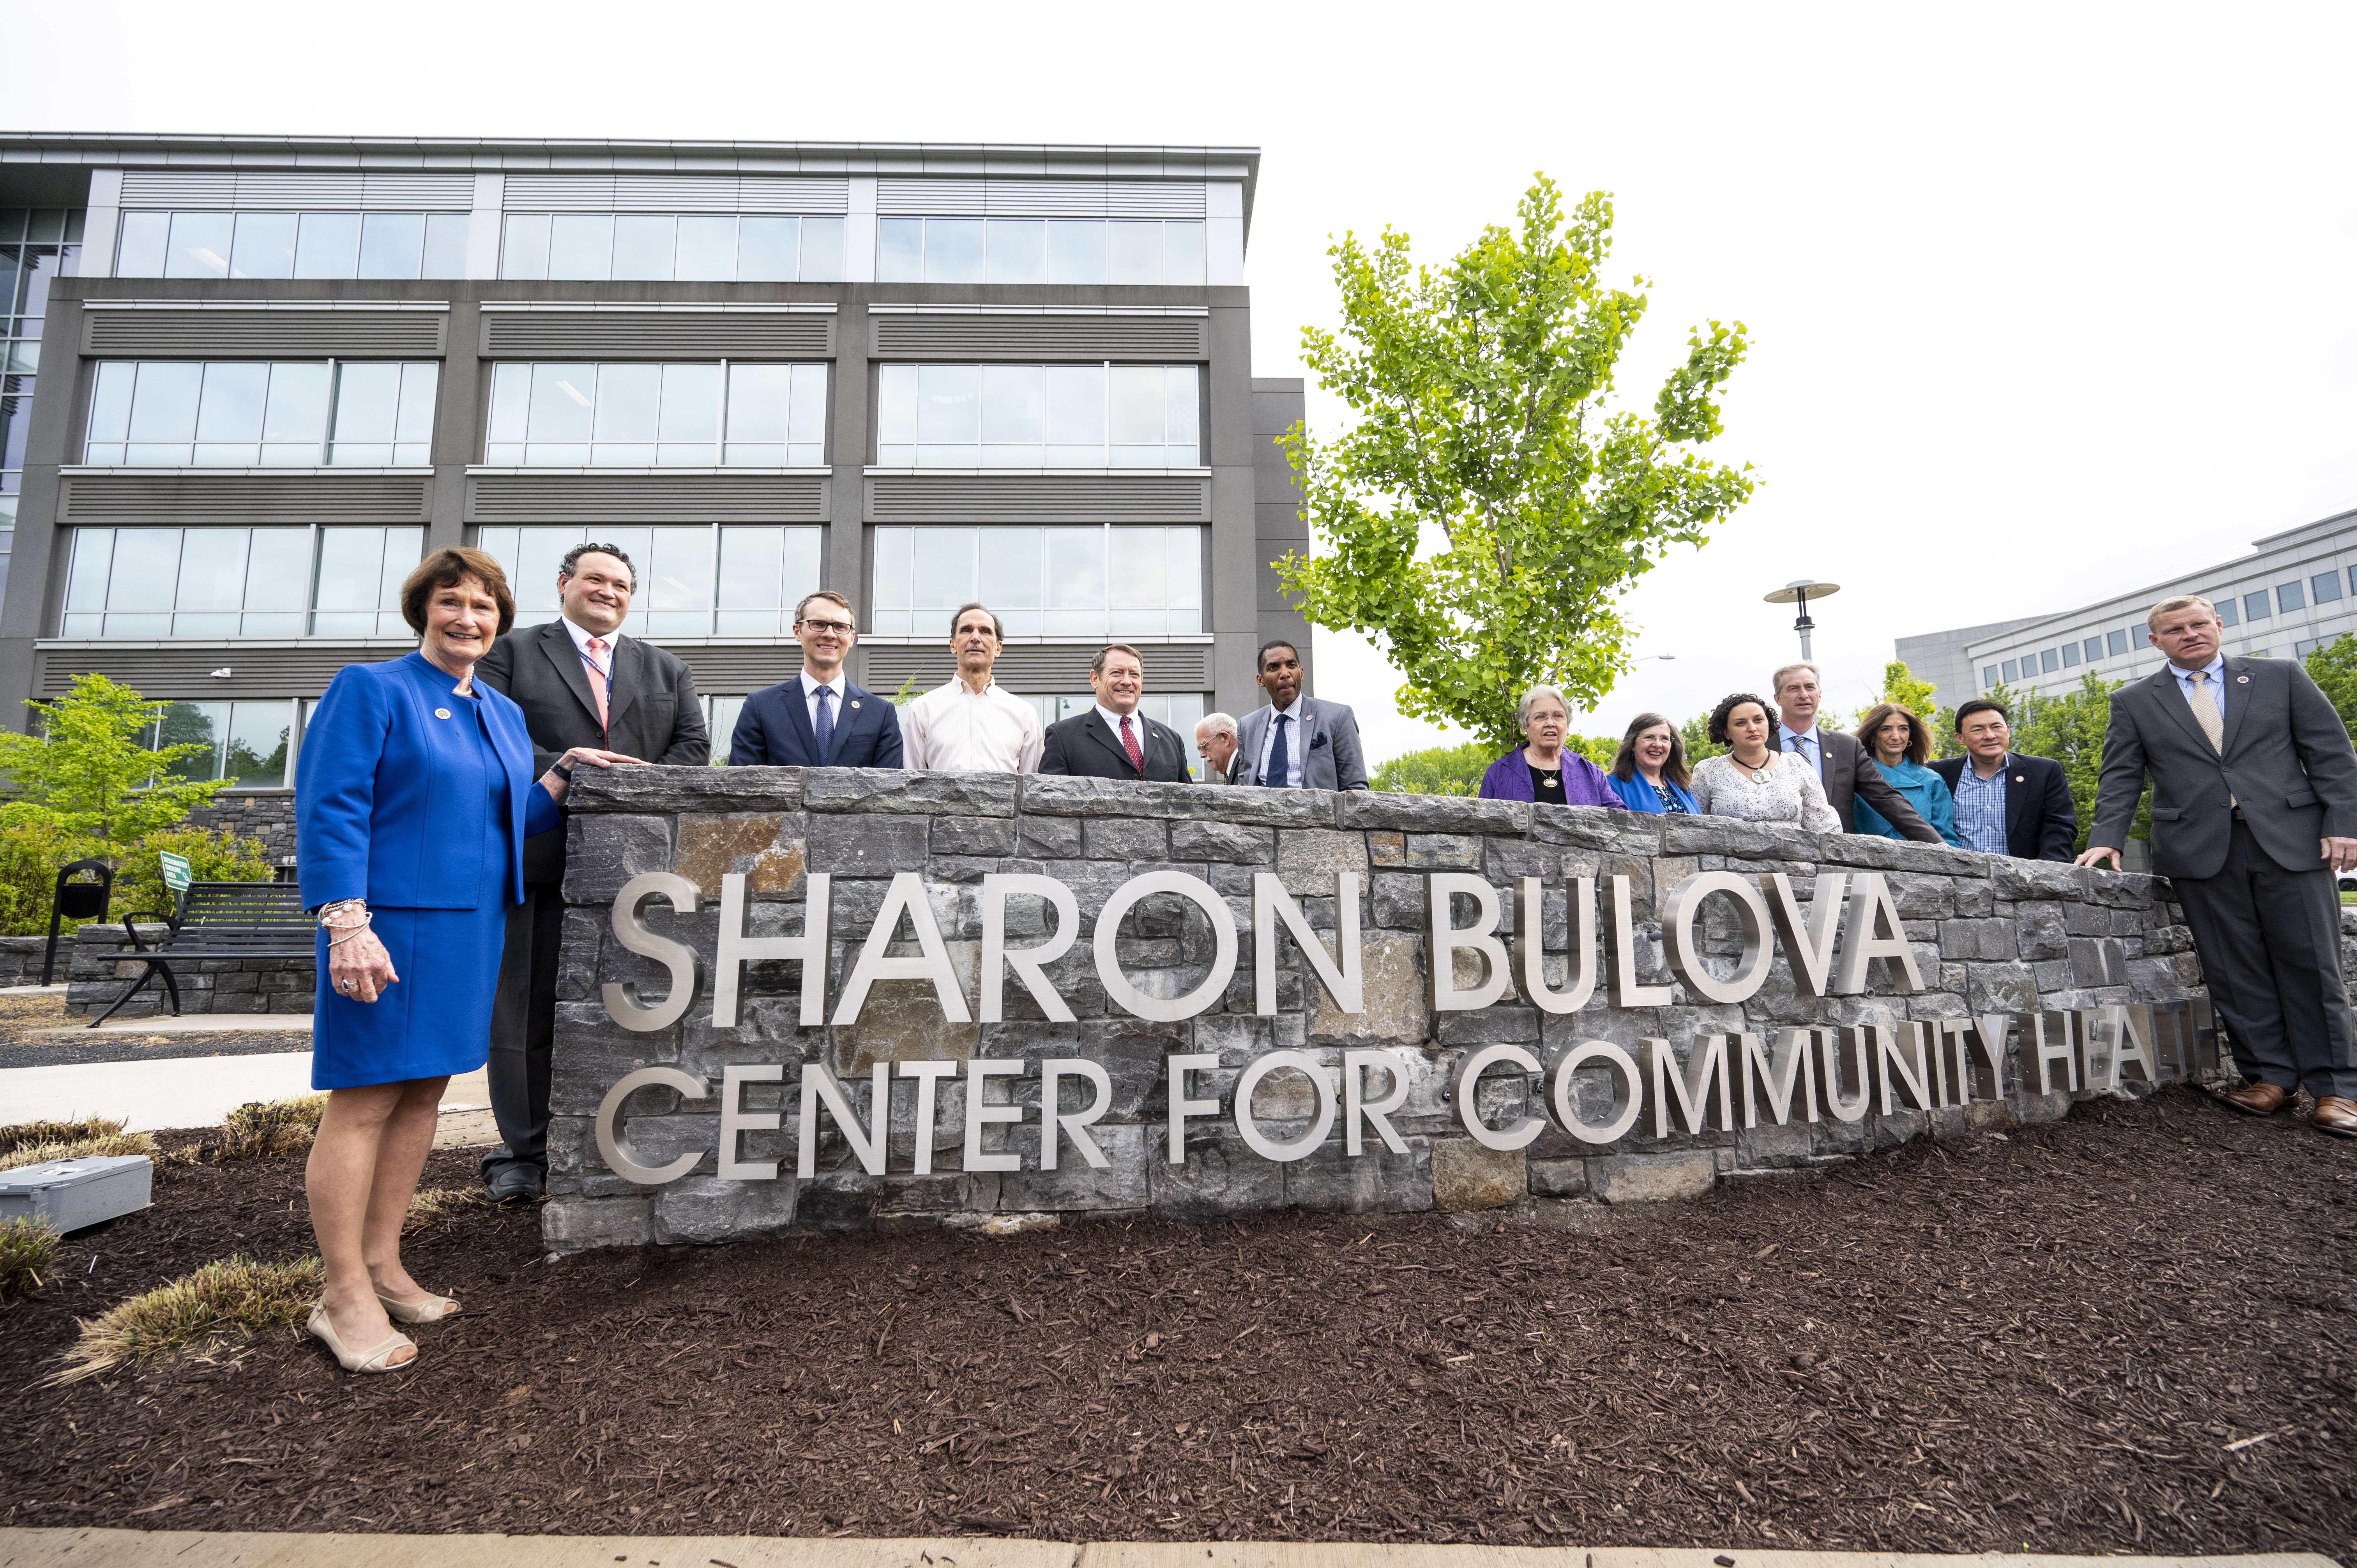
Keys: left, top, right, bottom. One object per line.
{"left": 1587, "top": 1150, "right": 1717, "bottom": 1203}
{"left": 807, "top": 814, "right": 928, "bottom": 876}
{"left": 1431, "top": 1137, "right": 1525, "bottom": 1210}
{"left": 1277, "top": 829, "right": 1370, "bottom": 896}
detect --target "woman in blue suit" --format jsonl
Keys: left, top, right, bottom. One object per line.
{"left": 297, "top": 547, "right": 631, "bottom": 1374}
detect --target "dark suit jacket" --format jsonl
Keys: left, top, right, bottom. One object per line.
{"left": 2090, "top": 656, "right": 2357, "bottom": 879}
{"left": 1805, "top": 727, "right": 1941, "bottom": 842}
{"left": 476, "top": 620, "right": 710, "bottom": 883}
{"left": 730, "top": 675, "right": 904, "bottom": 770}
{"left": 1930, "top": 752, "right": 2078, "bottom": 862}
{"left": 1038, "top": 709, "right": 1192, "bottom": 782}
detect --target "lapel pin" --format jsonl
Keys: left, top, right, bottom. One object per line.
{"left": 2237, "top": 675, "right": 2250, "bottom": 683}
{"left": 850, "top": 700, "right": 861, "bottom": 709}
{"left": 2014, "top": 774, "right": 2025, "bottom": 782}
{"left": 434, "top": 708, "right": 451, "bottom": 720}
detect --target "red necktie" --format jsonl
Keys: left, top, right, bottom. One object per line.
{"left": 1120, "top": 715, "right": 1144, "bottom": 774}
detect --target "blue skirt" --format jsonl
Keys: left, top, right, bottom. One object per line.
{"left": 310, "top": 901, "right": 507, "bottom": 1090}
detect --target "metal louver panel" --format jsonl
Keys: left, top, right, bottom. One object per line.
{"left": 866, "top": 473, "right": 1208, "bottom": 524}
{"left": 876, "top": 180, "right": 1207, "bottom": 217}
{"left": 116, "top": 171, "right": 476, "bottom": 210}
{"left": 466, "top": 473, "right": 827, "bottom": 523}
{"left": 499, "top": 175, "right": 850, "bottom": 213}
{"left": 35, "top": 644, "right": 405, "bottom": 699}
{"left": 480, "top": 312, "right": 831, "bottom": 357}
{"left": 58, "top": 473, "right": 430, "bottom": 525}
{"left": 85, "top": 308, "right": 447, "bottom": 357}
{"left": 646, "top": 645, "right": 802, "bottom": 692}
{"left": 871, "top": 313, "right": 1205, "bottom": 358}
{"left": 857, "top": 643, "right": 1211, "bottom": 695}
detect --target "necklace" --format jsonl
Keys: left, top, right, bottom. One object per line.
{"left": 1732, "top": 752, "right": 1772, "bottom": 782}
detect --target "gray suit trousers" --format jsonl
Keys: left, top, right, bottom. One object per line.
{"left": 2175, "top": 818, "right": 2357, "bottom": 1099}
{"left": 483, "top": 881, "right": 565, "bottom": 1175}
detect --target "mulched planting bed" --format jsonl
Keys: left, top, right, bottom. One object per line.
{"left": 1, "top": 1087, "right": 2351, "bottom": 1556}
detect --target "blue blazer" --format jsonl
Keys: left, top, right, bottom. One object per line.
{"left": 297, "top": 651, "right": 560, "bottom": 910}
{"left": 730, "top": 676, "right": 904, "bottom": 769}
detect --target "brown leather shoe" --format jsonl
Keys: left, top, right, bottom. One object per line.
{"left": 2218, "top": 1081, "right": 2300, "bottom": 1116}
{"left": 2312, "top": 1097, "right": 2357, "bottom": 1139}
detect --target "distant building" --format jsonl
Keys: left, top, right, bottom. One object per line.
{"left": 1901, "top": 504, "right": 2357, "bottom": 708}
{"left": 0, "top": 131, "right": 1305, "bottom": 791}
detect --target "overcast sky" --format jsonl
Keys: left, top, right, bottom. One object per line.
{"left": 14, "top": 2, "right": 2353, "bottom": 763}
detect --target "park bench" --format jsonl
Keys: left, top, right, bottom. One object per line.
{"left": 87, "top": 880, "right": 315, "bottom": 1029}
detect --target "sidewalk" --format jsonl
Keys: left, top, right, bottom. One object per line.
{"left": 0, "top": 1054, "right": 493, "bottom": 1137}
{"left": 0, "top": 1531, "right": 2335, "bottom": 1568}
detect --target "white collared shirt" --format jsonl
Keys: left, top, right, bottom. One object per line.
{"left": 1096, "top": 704, "right": 1150, "bottom": 765}
{"left": 799, "top": 668, "right": 849, "bottom": 737}
{"left": 903, "top": 676, "right": 1044, "bottom": 773}
{"left": 561, "top": 614, "right": 622, "bottom": 680}
{"left": 2172, "top": 652, "right": 2228, "bottom": 722}
{"left": 1778, "top": 720, "right": 1824, "bottom": 783}
{"left": 1256, "top": 697, "right": 1307, "bottom": 788}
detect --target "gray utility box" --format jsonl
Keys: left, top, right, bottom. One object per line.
{"left": 0, "top": 1154, "right": 152, "bottom": 1233}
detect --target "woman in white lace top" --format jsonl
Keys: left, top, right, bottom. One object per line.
{"left": 1690, "top": 692, "right": 1843, "bottom": 833}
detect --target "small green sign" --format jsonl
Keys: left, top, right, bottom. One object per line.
{"left": 158, "top": 851, "right": 193, "bottom": 894}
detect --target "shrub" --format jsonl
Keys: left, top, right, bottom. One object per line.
{"left": 0, "top": 1131, "right": 159, "bottom": 1173}
{"left": 1, "top": 1217, "right": 59, "bottom": 1305}
{"left": 1371, "top": 740, "right": 1494, "bottom": 796}
{"left": 216, "top": 1095, "right": 328, "bottom": 1160}
{"left": 0, "top": 820, "right": 272, "bottom": 938}
{"left": 109, "top": 825, "right": 276, "bottom": 925}
{"left": 48, "top": 1255, "right": 323, "bottom": 1383}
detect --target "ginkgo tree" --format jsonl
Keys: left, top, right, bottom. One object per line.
{"left": 1274, "top": 176, "right": 1756, "bottom": 753}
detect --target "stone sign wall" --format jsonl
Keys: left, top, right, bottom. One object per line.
{"left": 542, "top": 767, "right": 2216, "bottom": 1253}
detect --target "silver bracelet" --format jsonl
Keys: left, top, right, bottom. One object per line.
{"left": 318, "top": 898, "right": 369, "bottom": 930}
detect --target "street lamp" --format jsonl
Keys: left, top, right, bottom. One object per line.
{"left": 1630, "top": 654, "right": 1677, "bottom": 664}
{"left": 1763, "top": 579, "right": 1840, "bottom": 659}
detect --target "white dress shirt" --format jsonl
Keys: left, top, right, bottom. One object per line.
{"left": 1256, "top": 697, "right": 1307, "bottom": 787}
{"left": 1777, "top": 720, "right": 1825, "bottom": 784}
{"left": 903, "top": 676, "right": 1044, "bottom": 773}
{"left": 2171, "top": 652, "right": 2228, "bottom": 722}
{"left": 799, "top": 669, "right": 849, "bottom": 737}
{"left": 561, "top": 613, "right": 622, "bottom": 673}
{"left": 1096, "top": 704, "right": 1150, "bottom": 766}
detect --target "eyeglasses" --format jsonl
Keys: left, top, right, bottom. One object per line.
{"left": 797, "top": 618, "right": 855, "bottom": 635}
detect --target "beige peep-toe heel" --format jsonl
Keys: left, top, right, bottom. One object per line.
{"left": 307, "top": 1301, "right": 418, "bottom": 1374}
{"left": 375, "top": 1290, "right": 460, "bottom": 1324}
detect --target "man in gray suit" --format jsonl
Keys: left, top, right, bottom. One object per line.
{"left": 474, "top": 543, "right": 711, "bottom": 1197}
{"left": 1235, "top": 640, "right": 1369, "bottom": 791}
{"left": 2078, "top": 595, "right": 2357, "bottom": 1138}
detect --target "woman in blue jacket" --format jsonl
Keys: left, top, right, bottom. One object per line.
{"left": 1605, "top": 712, "right": 1701, "bottom": 814}
{"left": 1850, "top": 703, "right": 1963, "bottom": 848}
{"left": 297, "top": 547, "right": 630, "bottom": 1374}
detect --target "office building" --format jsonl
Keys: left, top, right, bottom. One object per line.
{"left": 0, "top": 133, "right": 1305, "bottom": 792}
{"left": 1900, "top": 505, "right": 2357, "bottom": 708}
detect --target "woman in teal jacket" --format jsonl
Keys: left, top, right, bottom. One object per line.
{"left": 1851, "top": 703, "right": 1963, "bottom": 848}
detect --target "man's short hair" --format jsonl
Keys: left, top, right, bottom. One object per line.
{"left": 1770, "top": 661, "right": 1820, "bottom": 698}
{"left": 795, "top": 590, "right": 855, "bottom": 627}
{"left": 1198, "top": 712, "right": 1238, "bottom": 738}
{"left": 1953, "top": 697, "right": 2010, "bottom": 731}
{"left": 558, "top": 542, "right": 636, "bottom": 591}
{"left": 2147, "top": 594, "right": 2217, "bottom": 630}
{"left": 1256, "top": 639, "right": 1301, "bottom": 673}
{"left": 1092, "top": 643, "right": 1143, "bottom": 676}
{"left": 949, "top": 602, "right": 1004, "bottom": 639}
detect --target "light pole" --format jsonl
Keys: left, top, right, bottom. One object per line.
{"left": 1763, "top": 579, "right": 1840, "bottom": 660}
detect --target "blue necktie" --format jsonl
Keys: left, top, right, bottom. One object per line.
{"left": 813, "top": 684, "right": 835, "bottom": 766}
{"left": 1267, "top": 713, "right": 1291, "bottom": 788}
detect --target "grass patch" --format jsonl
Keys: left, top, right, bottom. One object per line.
{"left": 403, "top": 1186, "right": 492, "bottom": 1236}
{"left": 0, "top": 1131, "right": 159, "bottom": 1172}
{"left": 2, "top": 1116, "right": 127, "bottom": 1151}
{"left": 48, "top": 1254, "right": 323, "bottom": 1385}
{"left": 1, "top": 1216, "right": 60, "bottom": 1305}
{"left": 215, "top": 1095, "right": 328, "bottom": 1160}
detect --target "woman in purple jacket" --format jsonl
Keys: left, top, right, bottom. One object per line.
{"left": 1476, "top": 685, "right": 1626, "bottom": 808}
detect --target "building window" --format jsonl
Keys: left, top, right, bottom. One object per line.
{"left": 2315, "top": 571, "right": 2343, "bottom": 605}
{"left": 2278, "top": 580, "right": 2306, "bottom": 614}
{"left": 2039, "top": 648, "right": 2059, "bottom": 673}
{"left": 2211, "top": 600, "right": 2236, "bottom": 629}
{"left": 2000, "top": 659, "right": 2018, "bottom": 683}
{"left": 2105, "top": 628, "right": 2129, "bottom": 655}
{"left": 470, "top": 524, "right": 821, "bottom": 638}
{"left": 875, "top": 364, "right": 1199, "bottom": 468}
{"left": 1982, "top": 665, "right": 1999, "bottom": 688}
{"left": 483, "top": 362, "right": 825, "bottom": 467}
{"left": 706, "top": 694, "right": 746, "bottom": 766}
{"left": 2297, "top": 637, "right": 2324, "bottom": 658}
{"left": 498, "top": 214, "right": 844, "bottom": 283}
{"left": 875, "top": 219, "right": 1204, "bottom": 286}
{"left": 145, "top": 699, "right": 296, "bottom": 788}
{"left": 2243, "top": 590, "right": 2271, "bottom": 621}
{"left": 84, "top": 360, "right": 438, "bottom": 467}
{"left": 2082, "top": 636, "right": 2103, "bottom": 662}
{"left": 114, "top": 211, "right": 468, "bottom": 280}
{"left": 2062, "top": 641, "right": 2080, "bottom": 668}
{"left": 871, "top": 525, "right": 1203, "bottom": 638}
{"left": 3, "top": 208, "right": 85, "bottom": 543}
{"left": 62, "top": 524, "right": 420, "bottom": 638}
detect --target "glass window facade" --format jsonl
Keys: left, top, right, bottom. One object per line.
{"left": 483, "top": 362, "right": 825, "bottom": 466}
{"left": 2001, "top": 660, "right": 2018, "bottom": 683}
{"left": 470, "top": 524, "right": 821, "bottom": 638}
{"left": 2062, "top": 641, "right": 2080, "bottom": 667}
{"left": 2039, "top": 648, "right": 2060, "bottom": 673}
{"left": 2082, "top": 636, "right": 2104, "bottom": 662}
{"left": 2, "top": 208, "right": 83, "bottom": 594}
{"left": 876, "top": 364, "right": 1199, "bottom": 468}
{"left": 2278, "top": 580, "right": 2306, "bottom": 614}
{"left": 2242, "top": 590, "right": 2270, "bottom": 621}
{"left": 61, "top": 524, "right": 420, "bottom": 637}
{"left": 876, "top": 218, "right": 1204, "bottom": 286}
{"left": 2314, "top": 571, "right": 2343, "bottom": 605}
{"left": 147, "top": 699, "right": 296, "bottom": 787}
{"left": 499, "top": 215, "right": 844, "bottom": 283}
{"left": 114, "top": 211, "right": 468, "bottom": 280}
{"left": 1982, "top": 665, "right": 2000, "bottom": 688}
{"left": 870, "top": 525, "right": 1202, "bottom": 637}
{"left": 84, "top": 360, "right": 438, "bottom": 467}
{"left": 2211, "top": 599, "right": 2237, "bottom": 629}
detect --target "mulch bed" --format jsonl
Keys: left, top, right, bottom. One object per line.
{"left": 0, "top": 989, "right": 311, "bottom": 1068}
{"left": 1, "top": 1086, "right": 2352, "bottom": 1555}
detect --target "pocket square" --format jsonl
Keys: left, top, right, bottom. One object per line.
{"left": 1310, "top": 731, "right": 1330, "bottom": 751}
